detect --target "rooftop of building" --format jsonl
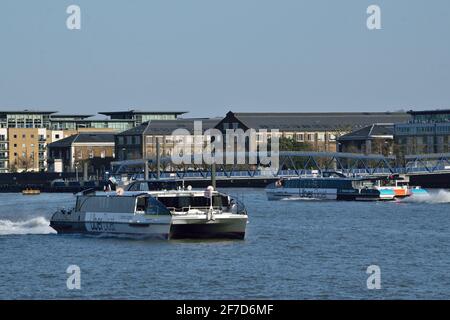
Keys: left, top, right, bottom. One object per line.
{"left": 116, "top": 118, "right": 222, "bottom": 136}
{"left": 98, "top": 110, "right": 187, "bottom": 116}
{"left": 228, "top": 111, "right": 410, "bottom": 131}
{"left": 408, "top": 109, "right": 450, "bottom": 115}
{"left": 0, "top": 109, "right": 56, "bottom": 115}
{"left": 50, "top": 114, "right": 94, "bottom": 119}
{"left": 337, "top": 124, "right": 395, "bottom": 141}
{"left": 48, "top": 132, "right": 115, "bottom": 148}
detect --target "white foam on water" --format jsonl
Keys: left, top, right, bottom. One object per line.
{"left": 404, "top": 189, "right": 450, "bottom": 204}
{"left": 0, "top": 217, "right": 56, "bottom": 235}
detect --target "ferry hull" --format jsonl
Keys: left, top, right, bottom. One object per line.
{"left": 50, "top": 211, "right": 171, "bottom": 239}
{"left": 170, "top": 215, "right": 248, "bottom": 240}
{"left": 266, "top": 188, "right": 385, "bottom": 201}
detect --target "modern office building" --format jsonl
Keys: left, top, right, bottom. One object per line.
{"left": 98, "top": 110, "right": 187, "bottom": 127}
{"left": 394, "top": 109, "right": 450, "bottom": 155}
{"left": 0, "top": 109, "right": 185, "bottom": 172}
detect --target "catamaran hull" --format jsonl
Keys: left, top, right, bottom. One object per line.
{"left": 50, "top": 211, "right": 171, "bottom": 239}
{"left": 266, "top": 188, "right": 385, "bottom": 201}
{"left": 170, "top": 215, "right": 248, "bottom": 239}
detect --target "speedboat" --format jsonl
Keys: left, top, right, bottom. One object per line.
{"left": 50, "top": 190, "right": 172, "bottom": 239}
{"left": 265, "top": 171, "right": 395, "bottom": 201}
{"left": 124, "top": 182, "right": 248, "bottom": 239}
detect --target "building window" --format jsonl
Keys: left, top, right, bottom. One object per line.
{"left": 13, "top": 144, "right": 17, "bottom": 148}
{"left": 13, "top": 134, "right": 17, "bottom": 138}
{"left": 55, "top": 134, "right": 60, "bottom": 139}
{"left": 22, "top": 134, "right": 26, "bottom": 139}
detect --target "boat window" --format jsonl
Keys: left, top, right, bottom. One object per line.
{"left": 77, "top": 195, "right": 137, "bottom": 213}
{"left": 128, "top": 183, "right": 139, "bottom": 191}
{"left": 136, "top": 197, "right": 147, "bottom": 211}
{"left": 140, "top": 182, "right": 149, "bottom": 191}
{"left": 155, "top": 195, "right": 228, "bottom": 210}
{"left": 145, "top": 197, "right": 171, "bottom": 215}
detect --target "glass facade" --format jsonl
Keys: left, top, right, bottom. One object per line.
{"left": 0, "top": 113, "right": 50, "bottom": 128}
{"left": 395, "top": 111, "right": 450, "bottom": 155}
{"left": 50, "top": 120, "right": 134, "bottom": 131}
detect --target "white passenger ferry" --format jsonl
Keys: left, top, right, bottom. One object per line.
{"left": 50, "top": 191, "right": 172, "bottom": 238}
{"left": 125, "top": 181, "right": 248, "bottom": 239}
{"left": 50, "top": 184, "right": 248, "bottom": 239}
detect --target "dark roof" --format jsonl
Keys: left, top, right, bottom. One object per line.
{"left": 99, "top": 110, "right": 187, "bottom": 116}
{"left": 116, "top": 118, "right": 222, "bottom": 136}
{"left": 50, "top": 114, "right": 94, "bottom": 119}
{"left": 408, "top": 109, "right": 450, "bottom": 116}
{"left": 337, "top": 124, "right": 394, "bottom": 141}
{"left": 0, "top": 110, "right": 55, "bottom": 115}
{"left": 231, "top": 112, "right": 410, "bottom": 131}
{"left": 48, "top": 133, "right": 115, "bottom": 148}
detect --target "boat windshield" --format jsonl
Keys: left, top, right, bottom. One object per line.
{"left": 155, "top": 194, "right": 230, "bottom": 212}
{"left": 352, "top": 180, "right": 376, "bottom": 189}
{"left": 127, "top": 180, "right": 180, "bottom": 191}
{"left": 135, "top": 196, "right": 171, "bottom": 215}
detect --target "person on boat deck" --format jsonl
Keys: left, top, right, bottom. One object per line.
{"left": 104, "top": 177, "right": 117, "bottom": 191}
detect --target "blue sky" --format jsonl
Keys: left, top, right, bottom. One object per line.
{"left": 0, "top": 0, "right": 449, "bottom": 117}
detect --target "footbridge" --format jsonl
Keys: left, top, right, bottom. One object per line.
{"left": 111, "top": 152, "right": 450, "bottom": 180}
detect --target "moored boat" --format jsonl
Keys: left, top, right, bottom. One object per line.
{"left": 22, "top": 188, "right": 41, "bottom": 195}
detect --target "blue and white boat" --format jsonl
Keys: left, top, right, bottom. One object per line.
{"left": 266, "top": 171, "right": 395, "bottom": 201}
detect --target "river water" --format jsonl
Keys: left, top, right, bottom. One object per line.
{"left": 1, "top": 189, "right": 450, "bottom": 299}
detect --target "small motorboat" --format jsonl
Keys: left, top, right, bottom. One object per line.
{"left": 22, "top": 188, "right": 41, "bottom": 195}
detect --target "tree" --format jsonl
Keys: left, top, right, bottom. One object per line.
{"left": 13, "top": 156, "right": 35, "bottom": 172}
